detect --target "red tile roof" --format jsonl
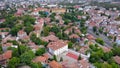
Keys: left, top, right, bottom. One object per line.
{"left": 0, "top": 50, "right": 12, "bottom": 62}
{"left": 86, "top": 34, "right": 95, "bottom": 40}
{"left": 69, "top": 34, "right": 80, "bottom": 39}
{"left": 49, "top": 60, "right": 62, "bottom": 68}
{"left": 79, "top": 59, "right": 90, "bottom": 68}
{"left": 47, "top": 40, "right": 68, "bottom": 50}
{"left": 32, "top": 56, "right": 47, "bottom": 63}
{"left": 113, "top": 56, "right": 120, "bottom": 64}
{"left": 66, "top": 52, "right": 78, "bottom": 60}
{"left": 42, "top": 35, "right": 59, "bottom": 42}
{"left": 18, "top": 30, "right": 26, "bottom": 36}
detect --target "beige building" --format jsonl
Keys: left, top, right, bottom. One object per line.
{"left": 51, "top": 8, "right": 66, "bottom": 13}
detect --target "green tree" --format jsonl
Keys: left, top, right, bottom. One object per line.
{"left": 78, "top": 54, "right": 81, "bottom": 60}
{"left": 35, "top": 48, "right": 46, "bottom": 56}
{"left": 8, "top": 57, "right": 20, "bottom": 68}
{"left": 53, "top": 55, "right": 57, "bottom": 61}
{"left": 68, "top": 41, "right": 73, "bottom": 48}
{"left": 20, "top": 50, "right": 35, "bottom": 64}
{"left": 24, "top": 25, "right": 34, "bottom": 35}
{"left": 95, "top": 38, "right": 104, "bottom": 45}
{"left": 93, "top": 26, "right": 97, "bottom": 32}
{"left": 30, "top": 62, "right": 42, "bottom": 68}
{"left": 43, "top": 26, "right": 50, "bottom": 36}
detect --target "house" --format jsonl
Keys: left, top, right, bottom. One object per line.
{"left": 51, "top": 8, "right": 66, "bottom": 13}
{"left": 0, "top": 32, "right": 9, "bottom": 39}
{"left": 15, "top": 8, "right": 24, "bottom": 16}
{"left": 42, "top": 35, "right": 59, "bottom": 42}
{"left": 32, "top": 8, "right": 49, "bottom": 16}
{"left": 113, "top": 56, "right": 120, "bottom": 65}
{"left": 79, "top": 59, "right": 90, "bottom": 68}
{"left": 0, "top": 19, "right": 5, "bottom": 23}
{"left": 69, "top": 34, "right": 80, "bottom": 39}
{"left": 28, "top": 42, "right": 39, "bottom": 52}
{"left": 2, "top": 43, "right": 12, "bottom": 51}
{"left": 32, "top": 56, "right": 47, "bottom": 64}
{"left": 17, "top": 30, "right": 27, "bottom": 38}
{"left": 48, "top": 60, "right": 62, "bottom": 68}
{"left": 34, "top": 18, "right": 44, "bottom": 37}
{"left": 86, "top": 34, "right": 96, "bottom": 40}
{"left": 47, "top": 40, "right": 68, "bottom": 55}
{"left": 0, "top": 50, "right": 12, "bottom": 65}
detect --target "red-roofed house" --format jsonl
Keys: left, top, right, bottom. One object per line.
{"left": 48, "top": 60, "right": 62, "bottom": 68}
{"left": 2, "top": 43, "right": 12, "bottom": 51}
{"left": 17, "top": 30, "right": 27, "bottom": 38}
{"left": 113, "top": 56, "right": 120, "bottom": 65}
{"left": 32, "top": 56, "right": 47, "bottom": 64}
{"left": 42, "top": 35, "right": 59, "bottom": 42}
{"left": 0, "top": 50, "right": 12, "bottom": 65}
{"left": 47, "top": 40, "right": 68, "bottom": 55}
{"left": 79, "top": 59, "right": 90, "bottom": 68}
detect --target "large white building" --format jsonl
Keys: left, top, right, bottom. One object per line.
{"left": 47, "top": 40, "right": 68, "bottom": 55}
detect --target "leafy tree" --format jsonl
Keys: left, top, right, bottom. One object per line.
{"left": 56, "top": 32, "right": 62, "bottom": 39}
{"left": 30, "top": 33, "right": 42, "bottom": 45}
{"left": 20, "top": 50, "right": 35, "bottom": 64}
{"left": 35, "top": 48, "right": 46, "bottom": 56}
{"left": 78, "top": 54, "right": 81, "bottom": 60}
{"left": 68, "top": 41, "right": 73, "bottom": 48}
{"left": 112, "top": 46, "right": 120, "bottom": 56}
{"left": 93, "top": 26, "right": 97, "bottom": 32}
{"left": 39, "top": 11, "right": 47, "bottom": 17}
{"left": 43, "top": 26, "right": 50, "bottom": 36}
{"left": 8, "top": 57, "right": 20, "bottom": 68}
{"left": 24, "top": 25, "right": 34, "bottom": 35}
{"left": 30, "top": 62, "right": 42, "bottom": 68}
{"left": 0, "top": 44, "right": 3, "bottom": 54}
{"left": 8, "top": 47, "right": 19, "bottom": 57}
{"left": 50, "top": 25, "right": 60, "bottom": 34}
{"left": 102, "top": 51, "right": 113, "bottom": 61}
{"left": 53, "top": 55, "right": 57, "bottom": 61}
{"left": 95, "top": 38, "right": 104, "bottom": 45}
{"left": 22, "top": 15, "right": 36, "bottom": 26}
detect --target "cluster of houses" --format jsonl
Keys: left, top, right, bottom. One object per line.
{"left": 1, "top": 3, "right": 120, "bottom": 68}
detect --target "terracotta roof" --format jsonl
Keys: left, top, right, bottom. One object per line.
{"left": 89, "top": 21, "right": 96, "bottom": 27}
{"left": 33, "top": 8, "right": 48, "bottom": 12}
{"left": 42, "top": 35, "right": 59, "bottom": 42}
{"left": 49, "top": 60, "right": 62, "bottom": 68}
{"left": 0, "top": 50, "right": 12, "bottom": 61}
{"left": 79, "top": 46, "right": 89, "bottom": 54}
{"left": 32, "top": 56, "right": 47, "bottom": 63}
{"left": 2, "top": 43, "right": 12, "bottom": 47}
{"left": 4, "top": 50, "right": 12, "bottom": 59}
{"left": 79, "top": 59, "right": 90, "bottom": 68}
{"left": 66, "top": 52, "right": 78, "bottom": 60}
{"left": 69, "top": 34, "right": 80, "bottom": 39}
{"left": 113, "top": 56, "right": 120, "bottom": 64}
{"left": 86, "top": 34, "right": 95, "bottom": 40}
{"left": 43, "top": 53, "right": 50, "bottom": 59}
{"left": 47, "top": 40, "right": 68, "bottom": 50}
{"left": 0, "top": 32, "right": 9, "bottom": 35}
{"left": 100, "top": 46, "right": 111, "bottom": 53}
{"left": 18, "top": 30, "right": 26, "bottom": 35}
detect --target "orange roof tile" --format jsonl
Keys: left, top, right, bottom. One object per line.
{"left": 32, "top": 56, "right": 47, "bottom": 63}
{"left": 47, "top": 40, "right": 67, "bottom": 50}
{"left": 113, "top": 56, "right": 120, "bottom": 65}
{"left": 49, "top": 60, "right": 62, "bottom": 68}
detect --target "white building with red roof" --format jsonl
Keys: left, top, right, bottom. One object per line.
{"left": 47, "top": 40, "right": 68, "bottom": 55}
{"left": 17, "top": 30, "right": 27, "bottom": 38}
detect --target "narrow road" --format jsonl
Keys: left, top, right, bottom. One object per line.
{"left": 87, "top": 29, "right": 112, "bottom": 48}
